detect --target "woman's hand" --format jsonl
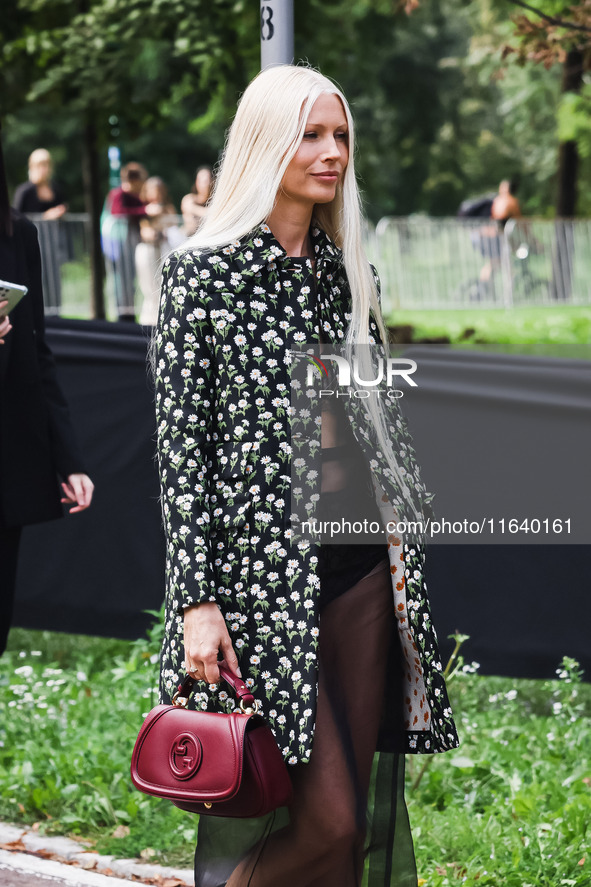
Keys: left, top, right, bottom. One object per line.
{"left": 144, "top": 202, "right": 163, "bottom": 217}
{"left": 43, "top": 204, "right": 67, "bottom": 221}
{"left": 0, "top": 301, "right": 11, "bottom": 344}
{"left": 184, "top": 602, "right": 241, "bottom": 684}
{"left": 61, "top": 473, "right": 95, "bottom": 513}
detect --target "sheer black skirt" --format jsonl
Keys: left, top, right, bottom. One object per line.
{"left": 193, "top": 555, "right": 417, "bottom": 886}
{"left": 193, "top": 444, "right": 417, "bottom": 886}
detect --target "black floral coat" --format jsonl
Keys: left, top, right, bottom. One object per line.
{"left": 154, "top": 223, "right": 459, "bottom": 764}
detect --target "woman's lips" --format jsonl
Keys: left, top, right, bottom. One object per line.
{"left": 312, "top": 172, "right": 339, "bottom": 180}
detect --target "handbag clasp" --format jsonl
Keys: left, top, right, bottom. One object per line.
{"left": 171, "top": 689, "right": 190, "bottom": 708}
{"left": 240, "top": 698, "right": 260, "bottom": 715}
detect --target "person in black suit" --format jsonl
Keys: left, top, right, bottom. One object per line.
{"left": 0, "top": 132, "right": 94, "bottom": 655}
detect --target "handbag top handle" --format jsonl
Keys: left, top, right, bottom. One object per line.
{"left": 172, "top": 661, "right": 257, "bottom": 712}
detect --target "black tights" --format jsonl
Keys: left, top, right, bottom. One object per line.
{"left": 225, "top": 557, "right": 393, "bottom": 887}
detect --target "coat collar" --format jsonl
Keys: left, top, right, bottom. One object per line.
{"left": 239, "top": 221, "right": 343, "bottom": 275}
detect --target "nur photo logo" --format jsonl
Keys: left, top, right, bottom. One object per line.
{"left": 292, "top": 349, "right": 418, "bottom": 399}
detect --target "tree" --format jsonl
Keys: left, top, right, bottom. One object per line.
{"left": 2, "top": 0, "right": 583, "bottom": 314}
{"left": 298, "top": 0, "right": 487, "bottom": 217}
{"left": 502, "top": 0, "right": 591, "bottom": 216}
{"left": 497, "top": 0, "right": 591, "bottom": 297}
{"left": 0, "top": 0, "right": 259, "bottom": 317}
{"left": 299, "top": 0, "right": 564, "bottom": 219}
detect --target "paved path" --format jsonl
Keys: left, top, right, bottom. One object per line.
{"left": 0, "top": 849, "right": 140, "bottom": 886}
{"left": 0, "top": 823, "right": 194, "bottom": 886}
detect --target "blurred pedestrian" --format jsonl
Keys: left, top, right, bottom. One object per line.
{"left": 13, "top": 148, "right": 67, "bottom": 220}
{"left": 477, "top": 177, "right": 522, "bottom": 295}
{"left": 180, "top": 165, "right": 213, "bottom": 236}
{"left": 136, "top": 177, "right": 177, "bottom": 326}
{"left": 101, "top": 162, "right": 160, "bottom": 321}
{"left": 491, "top": 177, "right": 522, "bottom": 226}
{"left": 13, "top": 148, "right": 68, "bottom": 311}
{"left": 0, "top": 130, "right": 94, "bottom": 656}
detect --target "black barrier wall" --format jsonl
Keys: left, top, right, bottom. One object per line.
{"left": 13, "top": 321, "right": 591, "bottom": 679}
{"left": 14, "top": 319, "right": 166, "bottom": 641}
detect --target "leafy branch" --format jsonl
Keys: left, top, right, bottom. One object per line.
{"left": 506, "top": 0, "right": 591, "bottom": 36}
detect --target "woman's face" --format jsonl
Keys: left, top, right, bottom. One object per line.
{"left": 279, "top": 93, "right": 349, "bottom": 210}
{"left": 145, "top": 182, "right": 162, "bottom": 203}
{"left": 29, "top": 155, "right": 52, "bottom": 186}
{"left": 195, "top": 168, "right": 212, "bottom": 196}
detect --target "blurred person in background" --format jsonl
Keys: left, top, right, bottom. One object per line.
{"left": 491, "top": 177, "right": 522, "bottom": 226}
{"left": 477, "top": 177, "right": 522, "bottom": 296}
{"left": 13, "top": 148, "right": 68, "bottom": 220}
{"left": 136, "top": 176, "right": 177, "bottom": 326}
{"left": 0, "top": 130, "right": 94, "bottom": 656}
{"left": 101, "top": 162, "right": 161, "bottom": 321}
{"left": 181, "top": 165, "right": 213, "bottom": 236}
{"left": 13, "top": 148, "right": 69, "bottom": 311}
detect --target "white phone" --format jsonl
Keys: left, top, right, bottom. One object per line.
{"left": 0, "top": 279, "right": 28, "bottom": 314}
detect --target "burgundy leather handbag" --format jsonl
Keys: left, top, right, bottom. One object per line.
{"left": 130, "top": 663, "right": 292, "bottom": 818}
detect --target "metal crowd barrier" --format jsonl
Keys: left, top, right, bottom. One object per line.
{"left": 26, "top": 213, "right": 186, "bottom": 320}
{"left": 374, "top": 216, "right": 591, "bottom": 312}
{"left": 22, "top": 214, "right": 591, "bottom": 318}
{"left": 26, "top": 213, "right": 92, "bottom": 316}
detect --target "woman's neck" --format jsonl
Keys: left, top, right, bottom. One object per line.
{"left": 266, "top": 203, "right": 313, "bottom": 257}
{"left": 36, "top": 182, "right": 54, "bottom": 200}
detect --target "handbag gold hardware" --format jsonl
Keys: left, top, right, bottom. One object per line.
{"left": 240, "top": 698, "right": 260, "bottom": 714}
{"left": 171, "top": 689, "right": 189, "bottom": 708}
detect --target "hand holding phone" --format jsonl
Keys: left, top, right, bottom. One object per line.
{"left": 0, "top": 301, "right": 12, "bottom": 343}
{"left": 0, "top": 280, "right": 28, "bottom": 315}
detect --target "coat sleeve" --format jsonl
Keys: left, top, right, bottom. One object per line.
{"left": 109, "top": 189, "right": 147, "bottom": 217}
{"left": 154, "top": 250, "right": 218, "bottom": 612}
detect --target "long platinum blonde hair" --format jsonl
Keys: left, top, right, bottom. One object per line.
{"left": 186, "top": 64, "right": 387, "bottom": 349}
{"left": 180, "top": 64, "right": 423, "bottom": 521}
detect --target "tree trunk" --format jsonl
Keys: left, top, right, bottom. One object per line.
{"left": 556, "top": 50, "right": 583, "bottom": 218}
{"left": 551, "top": 50, "right": 583, "bottom": 300}
{"left": 82, "top": 115, "right": 105, "bottom": 319}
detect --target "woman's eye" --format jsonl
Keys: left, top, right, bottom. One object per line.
{"left": 303, "top": 132, "right": 318, "bottom": 140}
{"left": 335, "top": 132, "right": 348, "bottom": 141}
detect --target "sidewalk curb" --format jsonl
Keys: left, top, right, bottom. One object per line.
{"left": 0, "top": 823, "right": 195, "bottom": 885}
{"left": 0, "top": 848, "right": 143, "bottom": 886}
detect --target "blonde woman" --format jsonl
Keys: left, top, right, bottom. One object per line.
{"left": 154, "top": 65, "right": 458, "bottom": 887}
{"left": 13, "top": 148, "right": 67, "bottom": 220}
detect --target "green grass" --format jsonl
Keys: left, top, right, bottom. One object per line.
{"left": 60, "top": 259, "right": 94, "bottom": 319}
{"left": 0, "top": 621, "right": 197, "bottom": 867}
{"left": 387, "top": 305, "right": 591, "bottom": 346}
{"left": 56, "top": 258, "right": 133, "bottom": 321}
{"left": 1, "top": 624, "right": 589, "bottom": 883}
{"left": 407, "top": 655, "right": 591, "bottom": 886}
